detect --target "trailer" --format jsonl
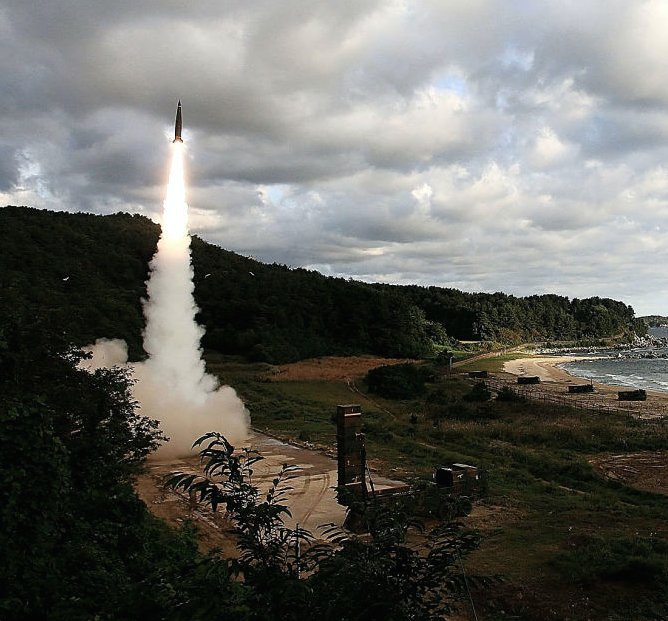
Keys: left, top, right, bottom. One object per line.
{"left": 618, "top": 389, "right": 646, "bottom": 401}
{"left": 517, "top": 376, "right": 540, "bottom": 385}
{"left": 568, "top": 383, "right": 594, "bottom": 394}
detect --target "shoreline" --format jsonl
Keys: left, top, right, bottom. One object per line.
{"left": 503, "top": 355, "right": 601, "bottom": 385}
{"left": 501, "top": 355, "right": 668, "bottom": 418}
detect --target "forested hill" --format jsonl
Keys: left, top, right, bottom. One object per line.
{"left": 640, "top": 315, "right": 668, "bottom": 328}
{"left": 2, "top": 206, "right": 644, "bottom": 363}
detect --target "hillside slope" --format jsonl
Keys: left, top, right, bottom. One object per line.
{"left": 1, "top": 206, "right": 644, "bottom": 362}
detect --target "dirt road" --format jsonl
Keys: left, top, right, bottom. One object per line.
{"left": 263, "top": 356, "right": 414, "bottom": 381}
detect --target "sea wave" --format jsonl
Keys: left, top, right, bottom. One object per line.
{"left": 561, "top": 357, "right": 668, "bottom": 394}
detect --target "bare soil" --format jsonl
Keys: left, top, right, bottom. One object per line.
{"left": 129, "top": 353, "right": 668, "bottom": 621}
{"left": 136, "top": 357, "right": 415, "bottom": 555}
{"left": 136, "top": 456, "right": 239, "bottom": 556}
{"left": 262, "top": 355, "right": 415, "bottom": 382}
{"left": 588, "top": 451, "right": 668, "bottom": 496}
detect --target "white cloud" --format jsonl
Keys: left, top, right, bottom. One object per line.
{"left": 3, "top": 1, "right": 668, "bottom": 314}
{"left": 528, "top": 127, "right": 579, "bottom": 169}
{"left": 411, "top": 183, "right": 433, "bottom": 215}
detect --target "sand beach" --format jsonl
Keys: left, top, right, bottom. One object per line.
{"left": 501, "top": 355, "right": 668, "bottom": 419}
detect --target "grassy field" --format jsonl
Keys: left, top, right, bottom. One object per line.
{"left": 455, "top": 351, "right": 531, "bottom": 373}
{"left": 205, "top": 353, "right": 668, "bottom": 621}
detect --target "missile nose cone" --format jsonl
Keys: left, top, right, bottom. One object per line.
{"left": 173, "top": 100, "right": 183, "bottom": 143}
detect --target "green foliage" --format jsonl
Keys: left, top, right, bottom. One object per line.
{"left": 2, "top": 206, "right": 644, "bottom": 365}
{"left": 640, "top": 315, "right": 668, "bottom": 328}
{"left": 553, "top": 534, "right": 668, "bottom": 588}
{"left": 0, "top": 313, "right": 227, "bottom": 620}
{"left": 311, "top": 514, "right": 484, "bottom": 620}
{"left": 463, "top": 381, "right": 492, "bottom": 402}
{"left": 168, "top": 433, "right": 309, "bottom": 574}
{"left": 1, "top": 206, "right": 159, "bottom": 359}
{"left": 367, "top": 362, "right": 429, "bottom": 399}
{"left": 202, "top": 357, "right": 668, "bottom": 620}
{"left": 167, "top": 432, "right": 485, "bottom": 621}
{"left": 423, "top": 393, "right": 498, "bottom": 425}
{"left": 377, "top": 284, "right": 642, "bottom": 343}
{"left": 495, "top": 385, "right": 527, "bottom": 402}
{"left": 435, "top": 348, "right": 454, "bottom": 366}
{"left": 1, "top": 206, "right": 435, "bottom": 363}
{"left": 423, "top": 387, "right": 454, "bottom": 427}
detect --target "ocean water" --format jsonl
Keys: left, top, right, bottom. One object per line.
{"left": 560, "top": 328, "right": 668, "bottom": 394}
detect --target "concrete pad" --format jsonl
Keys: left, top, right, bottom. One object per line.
{"left": 248, "top": 432, "right": 346, "bottom": 533}
{"left": 143, "top": 431, "right": 408, "bottom": 541}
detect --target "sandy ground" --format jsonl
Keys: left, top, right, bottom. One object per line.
{"left": 501, "top": 355, "right": 668, "bottom": 418}
{"left": 134, "top": 357, "right": 419, "bottom": 555}
{"left": 503, "top": 355, "right": 594, "bottom": 383}
{"left": 135, "top": 454, "right": 239, "bottom": 556}
{"left": 136, "top": 430, "right": 404, "bottom": 554}
{"left": 263, "top": 356, "right": 414, "bottom": 381}
{"left": 133, "top": 354, "right": 668, "bottom": 621}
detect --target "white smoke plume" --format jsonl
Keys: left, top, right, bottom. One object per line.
{"left": 82, "top": 142, "right": 250, "bottom": 458}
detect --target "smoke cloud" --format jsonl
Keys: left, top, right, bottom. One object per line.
{"left": 82, "top": 143, "right": 250, "bottom": 457}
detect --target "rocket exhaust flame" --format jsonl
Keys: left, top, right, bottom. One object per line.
{"left": 81, "top": 103, "right": 249, "bottom": 457}
{"left": 142, "top": 139, "right": 207, "bottom": 401}
{"left": 161, "top": 141, "right": 187, "bottom": 240}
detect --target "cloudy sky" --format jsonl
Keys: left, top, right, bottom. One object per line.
{"left": 4, "top": 1, "right": 668, "bottom": 315}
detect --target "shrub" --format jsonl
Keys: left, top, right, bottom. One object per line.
{"left": 367, "top": 363, "right": 428, "bottom": 400}
{"left": 464, "top": 382, "right": 492, "bottom": 402}
{"left": 496, "top": 386, "right": 526, "bottom": 402}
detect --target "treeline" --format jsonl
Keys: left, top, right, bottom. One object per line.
{"left": 1, "top": 206, "right": 434, "bottom": 361}
{"left": 0, "top": 311, "right": 188, "bottom": 619}
{"left": 192, "top": 236, "right": 435, "bottom": 362}
{"left": 1, "top": 206, "right": 644, "bottom": 363}
{"left": 380, "top": 285, "right": 645, "bottom": 344}
{"left": 2, "top": 206, "right": 157, "bottom": 359}
{"left": 640, "top": 315, "right": 668, "bottom": 328}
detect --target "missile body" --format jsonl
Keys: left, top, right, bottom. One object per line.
{"left": 173, "top": 100, "right": 183, "bottom": 143}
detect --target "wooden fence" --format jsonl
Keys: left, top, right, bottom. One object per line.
{"left": 477, "top": 376, "right": 668, "bottom": 420}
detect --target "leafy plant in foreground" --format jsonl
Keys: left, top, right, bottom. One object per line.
{"left": 0, "top": 313, "right": 213, "bottom": 621}
{"left": 167, "top": 432, "right": 487, "bottom": 620}
{"left": 168, "top": 433, "right": 320, "bottom": 575}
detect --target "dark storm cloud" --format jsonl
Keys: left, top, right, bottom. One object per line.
{"left": 4, "top": 1, "right": 668, "bottom": 313}
{"left": 0, "top": 143, "right": 20, "bottom": 191}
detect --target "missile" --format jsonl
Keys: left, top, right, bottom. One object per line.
{"left": 173, "top": 100, "right": 183, "bottom": 143}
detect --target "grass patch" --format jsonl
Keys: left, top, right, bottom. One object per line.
{"left": 204, "top": 354, "right": 668, "bottom": 620}
{"left": 552, "top": 534, "right": 668, "bottom": 587}
{"left": 456, "top": 352, "right": 532, "bottom": 373}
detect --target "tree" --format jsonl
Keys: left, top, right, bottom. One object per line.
{"left": 464, "top": 381, "right": 492, "bottom": 403}
{"left": 0, "top": 312, "right": 214, "bottom": 620}
{"left": 3, "top": 206, "right": 644, "bottom": 365}
{"left": 366, "top": 363, "right": 429, "bottom": 400}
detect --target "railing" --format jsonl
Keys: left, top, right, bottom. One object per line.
{"left": 478, "top": 376, "right": 668, "bottom": 419}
